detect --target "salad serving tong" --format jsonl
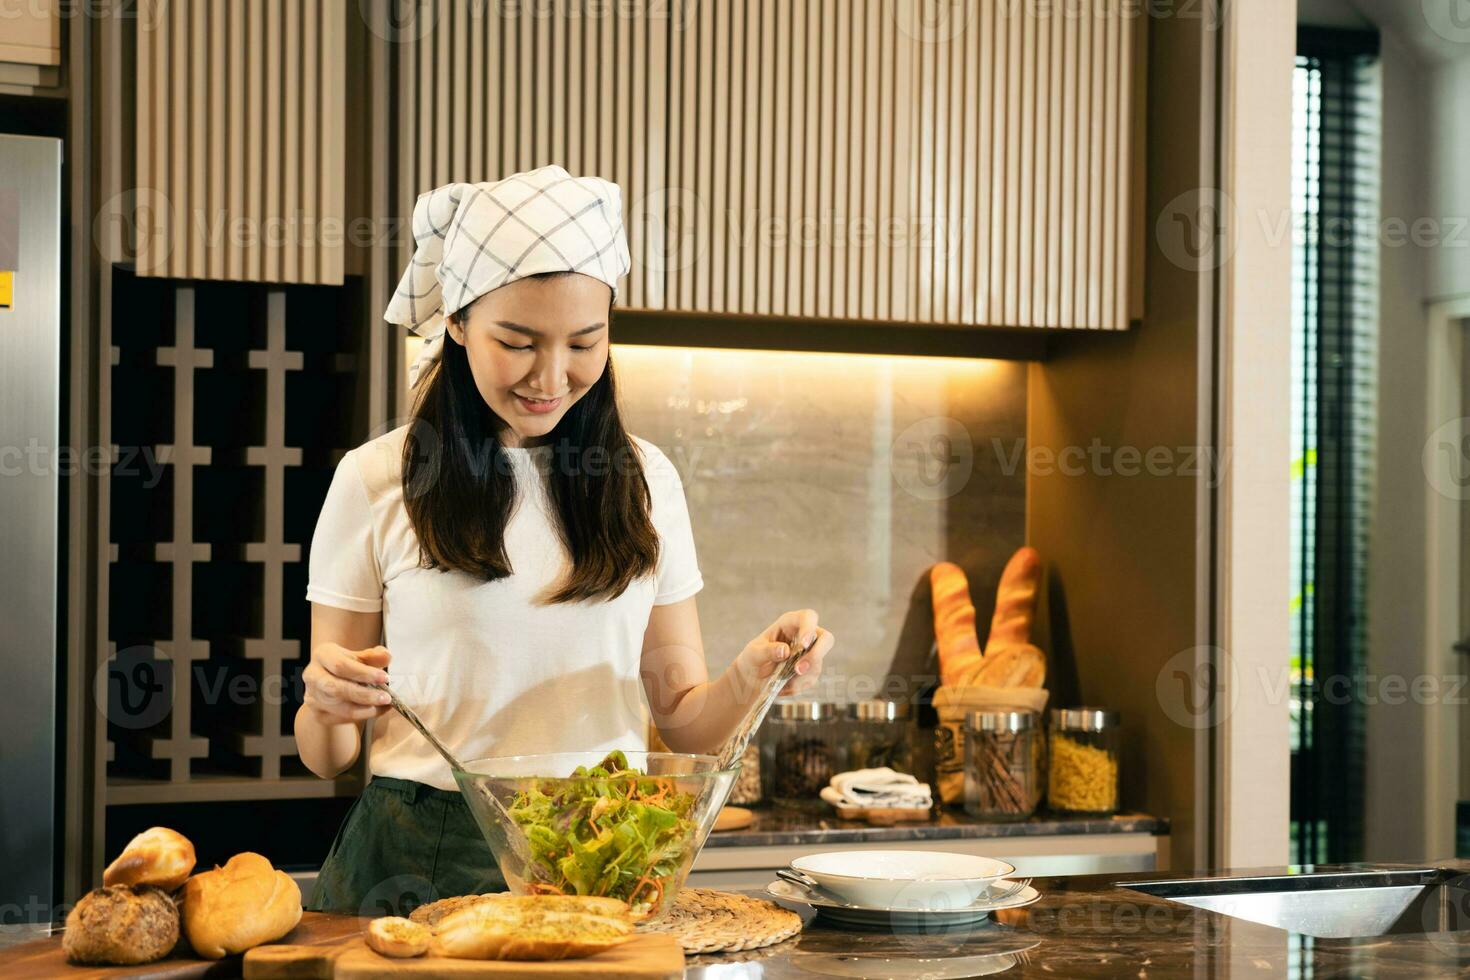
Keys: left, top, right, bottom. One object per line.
{"left": 714, "top": 631, "right": 819, "bottom": 771}
{"left": 374, "top": 683, "right": 544, "bottom": 867}
{"left": 375, "top": 683, "right": 468, "bottom": 774}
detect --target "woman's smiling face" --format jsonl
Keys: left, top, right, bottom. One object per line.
{"left": 445, "top": 272, "right": 612, "bottom": 446}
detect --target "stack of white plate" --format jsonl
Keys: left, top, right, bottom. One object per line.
{"left": 764, "top": 850, "right": 1040, "bottom": 929}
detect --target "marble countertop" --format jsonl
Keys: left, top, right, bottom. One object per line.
{"left": 682, "top": 862, "right": 1470, "bottom": 978}
{"left": 6, "top": 863, "right": 1469, "bottom": 976}
{"left": 704, "top": 805, "right": 1166, "bottom": 847}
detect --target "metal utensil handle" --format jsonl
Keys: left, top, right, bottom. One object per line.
{"left": 776, "top": 866, "right": 833, "bottom": 895}
{"left": 775, "top": 867, "right": 860, "bottom": 908}
{"left": 377, "top": 684, "right": 465, "bottom": 774}
{"left": 985, "top": 877, "right": 1033, "bottom": 904}
{"left": 714, "top": 636, "right": 813, "bottom": 771}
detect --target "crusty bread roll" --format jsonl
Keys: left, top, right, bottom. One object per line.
{"left": 103, "top": 826, "right": 196, "bottom": 892}
{"left": 180, "top": 852, "right": 302, "bottom": 959}
{"left": 366, "top": 916, "right": 431, "bottom": 957}
{"left": 429, "top": 895, "right": 634, "bottom": 961}
{"left": 62, "top": 885, "right": 179, "bottom": 965}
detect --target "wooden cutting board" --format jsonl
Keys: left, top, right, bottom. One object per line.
{"left": 244, "top": 934, "right": 684, "bottom": 979}
{"left": 711, "top": 805, "right": 754, "bottom": 832}
{"left": 0, "top": 911, "right": 366, "bottom": 979}
{"left": 833, "top": 803, "right": 933, "bottom": 826}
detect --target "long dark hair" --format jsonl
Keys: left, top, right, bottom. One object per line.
{"left": 402, "top": 289, "right": 659, "bottom": 604}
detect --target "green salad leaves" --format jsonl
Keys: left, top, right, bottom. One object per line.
{"left": 507, "top": 750, "right": 698, "bottom": 912}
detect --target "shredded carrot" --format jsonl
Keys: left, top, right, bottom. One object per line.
{"left": 629, "top": 874, "right": 666, "bottom": 909}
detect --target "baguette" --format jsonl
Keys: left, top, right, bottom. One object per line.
{"left": 429, "top": 895, "right": 635, "bottom": 961}
{"left": 971, "top": 643, "right": 1046, "bottom": 688}
{"left": 409, "top": 893, "right": 494, "bottom": 927}
{"left": 986, "top": 547, "right": 1041, "bottom": 651}
{"left": 930, "top": 562, "right": 983, "bottom": 688}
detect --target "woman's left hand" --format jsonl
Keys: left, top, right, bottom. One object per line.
{"left": 736, "top": 608, "right": 835, "bottom": 698}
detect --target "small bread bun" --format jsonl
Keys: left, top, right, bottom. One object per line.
{"left": 429, "top": 895, "right": 634, "bottom": 961}
{"left": 181, "top": 852, "right": 302, "bottom": 959}
{"left": 103, "top": 827, "right": 196, "bottom": 892}
{"left": 62, "top": 885, "right": 180, "bottom": 965}
{"left": 366, "top": 916, "right": 430, "bottom": 957}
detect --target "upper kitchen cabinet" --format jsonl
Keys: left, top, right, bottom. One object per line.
{"left": 0, "top": 0, "right": 60, "bottom": 92}
{"left": 125, "top": 0, "right": 350, "bottom": 284}
{"left": 396, "top": 0, "right": 1145, "bottom": 330}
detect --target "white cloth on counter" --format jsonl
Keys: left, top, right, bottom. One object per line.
{"left": 385, "top": 164, "right": 631, "bottom": 386}
{"left": 819, "top": 767, "right": 933, "bottom": 810}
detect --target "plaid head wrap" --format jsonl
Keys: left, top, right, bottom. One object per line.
{"left": 385, "top": 165, "right": 631, "bottom": 386}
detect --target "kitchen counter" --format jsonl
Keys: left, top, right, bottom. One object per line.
{"left": 7, "top": 864, "right": 1467, "bottom": 976}
{"left": 705, "top": 805, "right": 1166, "bottom": 848}
{"left": 691, "top": 807, "right": 1168, "bottom": 889}
{"left": 683, "top": 862, "right": 1470, "bottom": 978}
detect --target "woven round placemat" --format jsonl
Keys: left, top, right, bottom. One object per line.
{"left": 638, "top": 888, "right": 804, "bottom": 954}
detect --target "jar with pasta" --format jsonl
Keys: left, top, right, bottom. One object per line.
{"left": 1047, "top": 708, "right": 1121, "bottom": 815}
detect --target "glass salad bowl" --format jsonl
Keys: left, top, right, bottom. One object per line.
{"left": 453, "top": 750, "right": 739, "bottom": 919}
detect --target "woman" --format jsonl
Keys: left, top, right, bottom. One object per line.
{"left": 296, "top": 166, "right": 834, "bottom": 914}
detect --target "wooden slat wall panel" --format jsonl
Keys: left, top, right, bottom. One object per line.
{"left": 134, "top": 0, "right": 345, "bottom": 284}
{"left": 393, "top": 1, "right": 1141, "bottom": 329}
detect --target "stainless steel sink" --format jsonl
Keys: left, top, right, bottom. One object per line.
{"left": 1124, "top": 868, "right": 1470, "bottom": 939}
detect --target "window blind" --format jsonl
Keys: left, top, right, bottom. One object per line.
{"left": 1290, "top": 26, "right": 1380, "bottom": 866}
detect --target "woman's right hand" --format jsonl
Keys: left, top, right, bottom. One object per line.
{"left": 302, "top": 643, "right": 393, "bottom": 724}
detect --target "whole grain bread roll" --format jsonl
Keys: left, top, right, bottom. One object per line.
{"left": 103, "top": 826, "right": 196, "bottom": 892}
{"left": 180, "top": 852, "right": 302, "bottom": 959}
{"left": 62, "top": 884, "right": 180, "bottom": 965}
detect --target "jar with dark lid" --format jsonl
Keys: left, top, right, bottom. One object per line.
{"left": 1047, "top": 708, "right": 1121, "bottom": 814}
{"left": 761, "top": 700, "right": 845, "bottom": 809}
{"left": 846, "top": 700, "right": 914, "bottom": 775}
{"left": 963, "top": 710, "right": 1042, "bottom": 820}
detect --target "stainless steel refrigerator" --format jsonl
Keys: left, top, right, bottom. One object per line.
{"left": 0, "top": 133, "right": 63, "bottom": 919}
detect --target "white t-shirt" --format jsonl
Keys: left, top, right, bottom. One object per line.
{"left": 306, "top": 425, "right": 703, "bottom": 790}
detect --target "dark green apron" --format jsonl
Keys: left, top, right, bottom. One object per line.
{"left": 306, "top": 776, "right": 507, "bottom": 916}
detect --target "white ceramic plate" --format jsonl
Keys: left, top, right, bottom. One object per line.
{"left": 789, "top": 850, "right": 1015, "bottom": 909}
{"left": 764, "top": 878, "right": 1041, "bottom": 923}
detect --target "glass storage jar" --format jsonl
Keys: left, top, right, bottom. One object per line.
{"left": 846, "top": 700, "right": 914, "bottom": 774}
{"left": 964, "top": 710, "right": 1042, "bottom": 820}
{"left": 1047, "top": 708, "right": 1121, "bottom": 814}
{"left": 728, "top": 741, "right": 763, "bottom": 805}
{"left": 761, "top": 700, "right": 845, "bottom": 809}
